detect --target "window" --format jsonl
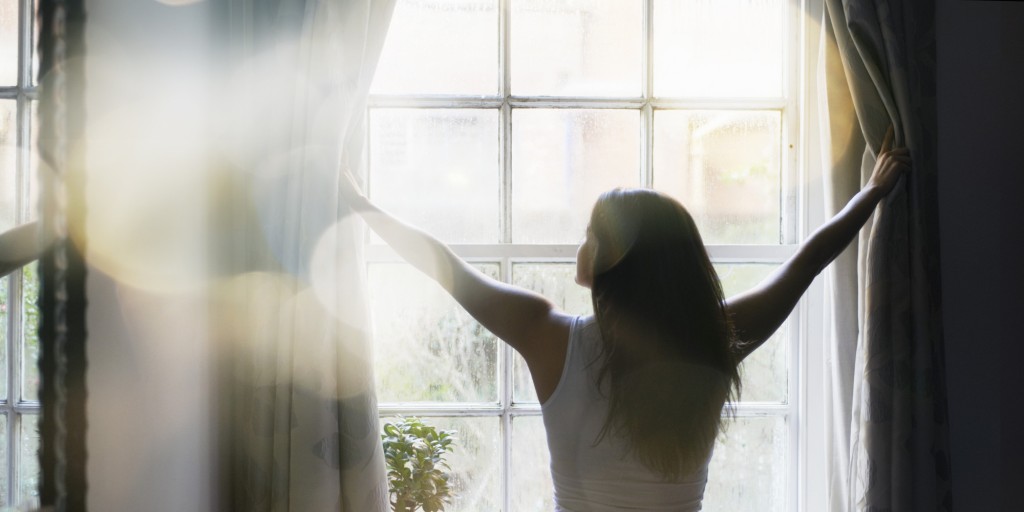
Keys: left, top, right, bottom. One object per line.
{"left": 0, "top": 0, "right": 40, "bottom": 508}
{"left": 368, "top": 1, "right": 810, "bottom": 510}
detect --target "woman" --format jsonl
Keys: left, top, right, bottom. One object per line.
{"left": 0, "top": 221, "right": 53, "bottom": 278}
{"left": 340, "top": 127, "right": 910, "bottom": 511}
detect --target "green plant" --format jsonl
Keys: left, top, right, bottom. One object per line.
{"left": 381, "top": 417, "right": 457, "bottom": 512}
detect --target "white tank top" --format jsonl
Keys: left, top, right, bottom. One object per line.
{"left": 541, "top": 316, "right": 710, "bottom": 512}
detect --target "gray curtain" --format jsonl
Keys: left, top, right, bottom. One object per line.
{"left": 821, "top": 0, "right": 952, "bottom": 510}
{"left": 222, "top": 1, "right": 397, "bottom": 510}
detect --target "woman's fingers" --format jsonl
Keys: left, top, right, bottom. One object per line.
{"left": 880, "top": 125, "right": 894, "bottom": 154}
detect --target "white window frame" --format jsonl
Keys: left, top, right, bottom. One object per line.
{"left": 369, "top": 1, "right": 827, "bottom": 510}
{"left": 0, "top": 0, "right": 41, "bottom": 507}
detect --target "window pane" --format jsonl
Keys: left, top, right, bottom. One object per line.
{"left": 715, "top": 264, "right": 787, "bottom": 403}
{"left": 654, "top": 0, "right": 784, "bottom": 98}
{"left": 31, "top": 0, "right": 38, "bottom": 86}
{"left": 705, "top": 415, "right": 788, "bottom": 512}
{"left": 0, "top": 277, "right": 7, "bottom": 401}
{"left": 19, "top": 414, "right": 39, "bottom": 506}
{"left": 370, "top": 263, "right": 499, "bottom": 403}
{"left": 370, "top": 108, "right": 500, "bottom": 244}
{"left": 512, "top": 263, "right": 592, "bottom": 317}
{"left": 511, "top": 416, "right": 786, "bottom": 512}
{"left": 511, "top": 415, "right": 554, "bottom": 511}
{"left": 0, "top": 414, "right": 6, "bottom": 503}
{"left": 511, "top": 263, "right": 592, "bottom": 403}
{"left": 1, "top": 100, "right": 16, "bottom": 230}
{"left": 28, "top": 100, "right": 37, "bottom": 221}
{"left": 0, "top": 0, "right": 17, "bottom": 86}
{"left": 382, "top": 416, "right": 501, "bottom": 512}
{"left": 511, "top": 0, "right": 642, "bottom": 97}
{"left": 653, "top": 110, "right": 781, "bottom": 244}
{"left": 512, "top": 109, "right": 640, "bottom": 243}
{"left": 371, "top": 0, "right": 498, "bottom": 96}
{"left": 22, "top": 261, "right": 38, "bottom": 401}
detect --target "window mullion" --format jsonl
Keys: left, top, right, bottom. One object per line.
{"left": 500, "top": 103, "right": 511, "bottom": 245}
{"left": 650, "top": 98, "right": 788, "bottom": 110}
{"left": 642, "top": 103, "right": 653, "bottom": 189}
{"left": 498, "top": 1, "right": 512, "bottom": 511}
{"left": 642, "top": 0, "right": 653, "bottom": 189}
{"left": 18, "top": 0, "right": 32, "bottom": 88}
{"left": 366, "top": 243, "right": 799, "bottom": 262}
{"left": 377, "top": 404, "right": 504, "bottom": 417}
{"left": 500, "top": 256, "right": 514, "bottom": 512}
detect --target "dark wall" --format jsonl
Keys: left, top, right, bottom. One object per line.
{"left": 936, "top": 1, "right": 1024, "bottom": 511}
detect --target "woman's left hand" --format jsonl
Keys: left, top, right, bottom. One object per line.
{"left": 867, "top": 125, "right": 912, "bottom": 196}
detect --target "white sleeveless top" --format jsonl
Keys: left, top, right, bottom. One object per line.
{"left": 541, "top": 316, "right": 710, "bottom": 512}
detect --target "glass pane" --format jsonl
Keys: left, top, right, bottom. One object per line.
{"left": 705, "top": 415, "right": 788, "bottom": 512}
{"left": 511, "top": 109, "right": 640, "bottom": 243}
{"left": 1, "top": 100, "right": 16, "bottom": 230}
{"left": 511, "top": 263, "right": 592, "bottom": 403}
{"left": 371, "top": 263, "right": 499, "bottom": 403}
{"left": 370, "top": 108, "right": 500, "bottom": 244}
{"left": 0, "top": 0, "right": 17, "bottom": 86}
{"left": 27, "top": 100, "right": 37, "bottom": 221}
{"left": 0, "top": 414, "right": 7, "bottom": 503}
{"left": 381, "top": 416, "right": 501, "bottom": 512}
{"left": 31, "top": 0, "right": 38, "bottom": 86}
{"left": 511, "top": 0, "right": 642, "bottom": 97}
{"left": 654, "top": 0, "right": 785, "bottom": 98}
{"left": 653, "top": 110, "right": 781, "bottom": 244}
{"left": 371, "top": 0, "right": 498, "bottom": 96}
{"left": 19, "top": 414, "right": 40, "bottom": 507}
{"left": 22, "top": 261, "right": 39, "bottom": 401}
{"left": 715, "top": 264, "right": 787, "bottom": 403}
{"left": 511, "top": 415, "right": 554, "bottom": 511}
{"left": 0, "top": 277, "right": 7, "bottom": 401}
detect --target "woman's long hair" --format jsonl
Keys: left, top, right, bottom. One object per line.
{"left": 588, "top": 188, "right": 741, "bottom": 479}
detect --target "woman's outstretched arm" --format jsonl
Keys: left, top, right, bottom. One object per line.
{"left": 726, "top": 126, "right": 911, "bottom": 361}
{"left": 0, "top": 221, "right": 52, "bottom": 278}
{"left": 339, "top": 172, "right": 572, "bottom": 364}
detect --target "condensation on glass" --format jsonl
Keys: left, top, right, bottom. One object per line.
{"left": 511, "top": 263, "right": 591, "bottom": 403}
{"left": 653, "top": 0, "right": 785, "bottom": 98}
{"left": 0, "top": 277, "right": 7, "bottom": 401}
{"left": 716, "top": 263, "right": 788, "bottom": 403}
{"left": 512, "top": 108, "right": 640, "bottom": 244}
{"left": 18, "top": 414, "right": 37, "bottom": 505}
{"left": 654, "top": 110, "right": 782, "bottom": 245}
{"left": 0, "top": 101, "right": 16, "bottom": 231}
{"left": 369, "top": 108, "right": 500, "bottom": 244}
{"left": 27, "top": 102, "right": 37, "bottom": 222}
{"left": 369, "top": 263, "right": 500, "bottom": 403}
{"left": 703, "top": 415, "right": 788, "bottom": 512}
{"left": 0, "top": 414, "right": 6, "bottom": 503}
{"left": 371, "top": 0, "right": 498, "bottom": 96}
{"left": 21, "top": 261, "right": 38, "bottom": 401}
{"left": 0, "top": 0, "right": 18, "bottom": 86}
{"left": 510, "top": 415, "right": 554, "bottom": 511}
{"left": 511, "top": 0, "right": 642, "bottom": 97}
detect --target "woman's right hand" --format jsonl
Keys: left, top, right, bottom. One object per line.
{"left": 339, "top": 168, "right": 370, "bottom": 211}
{"left": 866, "top": 125, "right": 912, "bottom": 196}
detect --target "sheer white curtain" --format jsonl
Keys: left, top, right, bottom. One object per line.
{"left": 219, "top": 1, "right": 396, "bottom": 510}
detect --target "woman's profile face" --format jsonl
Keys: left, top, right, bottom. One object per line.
{"left": 575, "top": 227, "right": 595, "bottom": 289}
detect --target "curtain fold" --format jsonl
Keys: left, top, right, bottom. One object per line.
{"left": 821, "top": 0, "right": 952, "bottom": 511}
{"left": 221, "top": 1, "right": 396, "bottom": 510}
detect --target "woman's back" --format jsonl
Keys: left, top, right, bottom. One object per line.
{"left": 541, "top": 316, "right": 709, "bottom": 512}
